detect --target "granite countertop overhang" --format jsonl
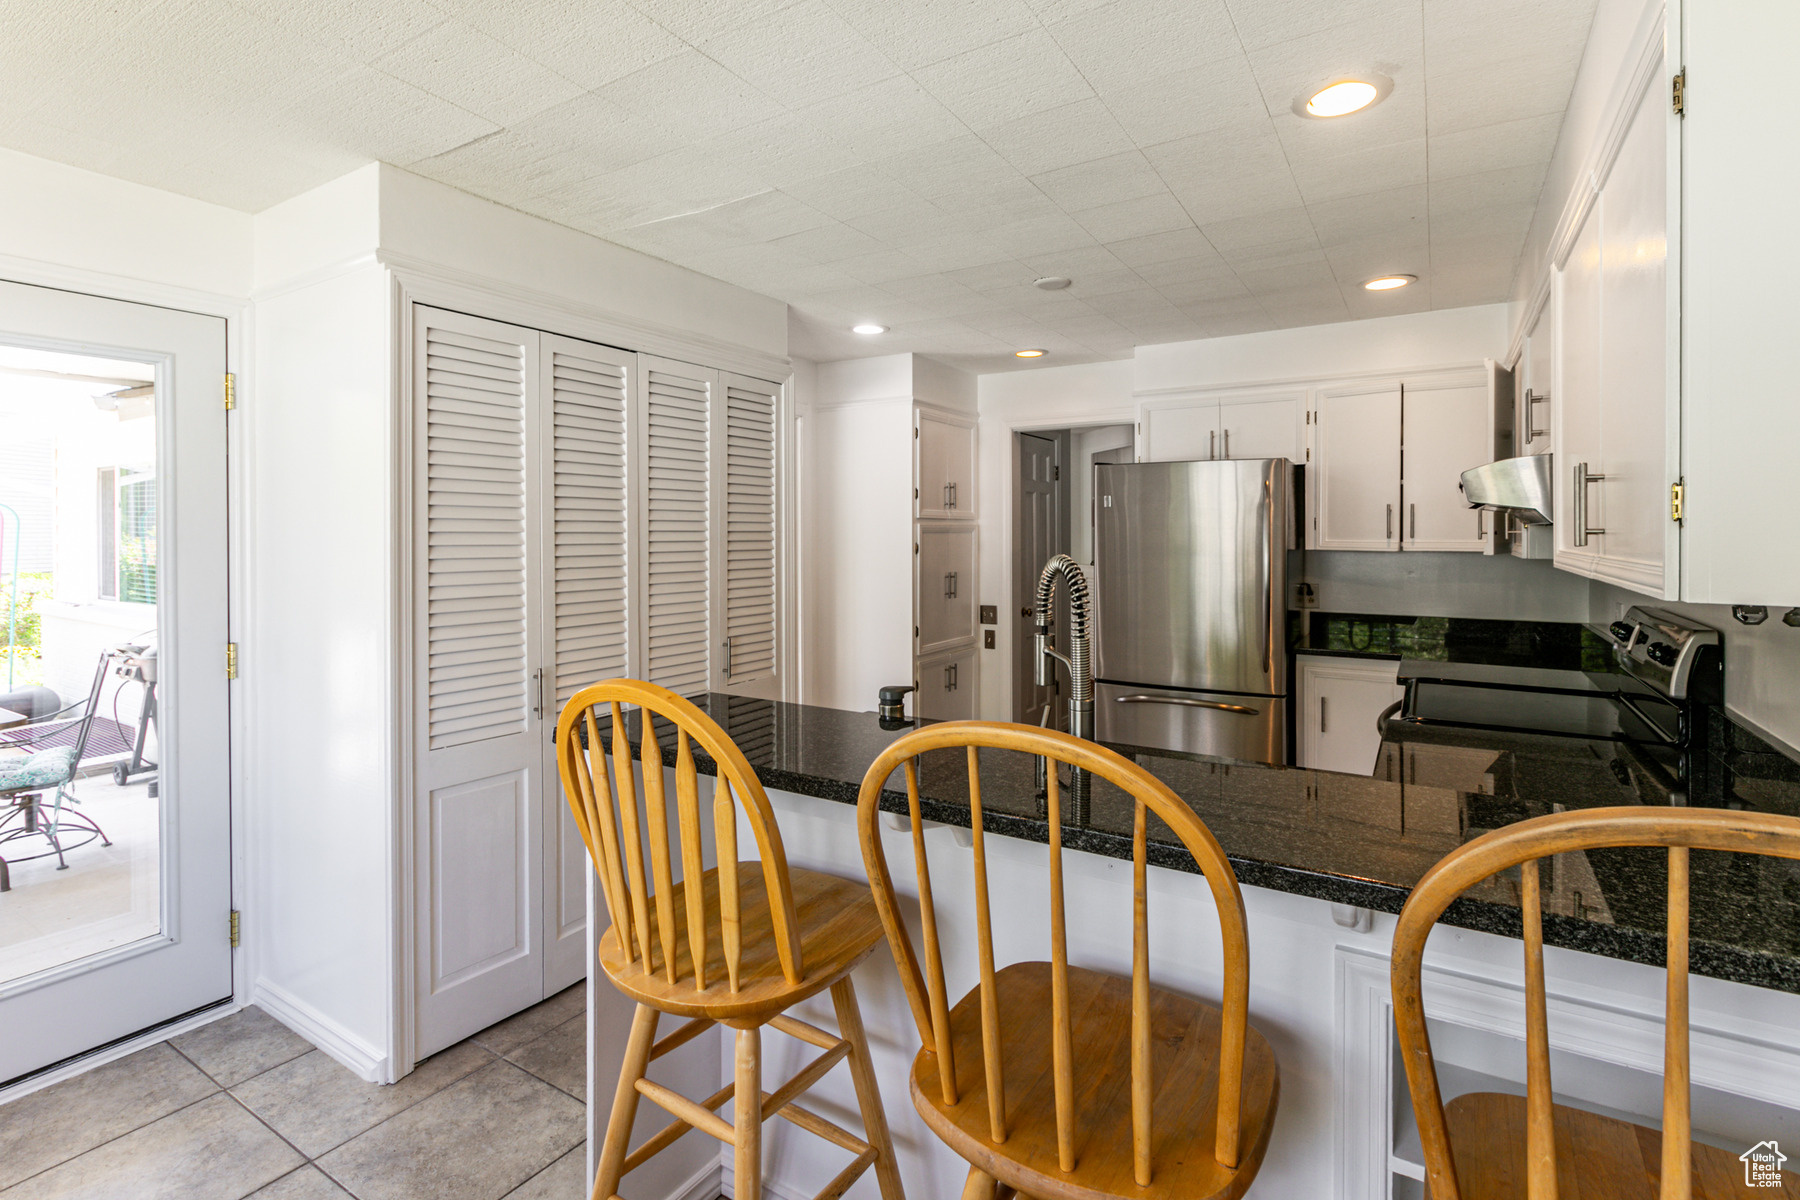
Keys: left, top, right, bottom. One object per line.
{"left": 586, "top": 693, "right": 1800, "bottom": 996}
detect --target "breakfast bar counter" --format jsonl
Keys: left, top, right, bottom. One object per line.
{"left": 584, "top": 695, "right": 1800, "bottom": 1200}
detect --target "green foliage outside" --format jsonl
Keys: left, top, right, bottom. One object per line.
{"left": 0, "top": 572, "right": 51, "bottom": 688}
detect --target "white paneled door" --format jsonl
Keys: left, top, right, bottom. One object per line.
{"left": 0, "top": 281, "right": 230, "bottom": 1085}
{"left": 411, "top": 310, "right": 782, "bottom": 1053}
{"left": 1313, "top": 382, "right": 1401, "bottom": 550}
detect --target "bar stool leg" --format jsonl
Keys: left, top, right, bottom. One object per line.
{"left": 831, "top": 976, "right": 906, "bottom": 1200}
{"left": 592, "top": 1003, "right": 660, "bottom": 1200}
{"left": 734, "top": 1025, "right": 763, "bottom": 1200}
{"left": 960, "top": 1165, "right": 1000, "bottom": 1200}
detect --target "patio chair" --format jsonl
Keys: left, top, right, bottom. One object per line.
{"left": 0, "top": 653, "right": 114, "bottom": 890}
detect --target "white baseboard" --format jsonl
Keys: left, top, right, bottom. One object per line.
{"left": 250, "top": 976, "right": 388, "bottom": 1083}
{"left": 720, "top": 1161, "right": 813, "bottom": 1200}
{"left": 0, "top": 1001, "right": 241, "bottom": 1105}
{"left": 670, "top": 1159, "right": 724, "bottom": 1200}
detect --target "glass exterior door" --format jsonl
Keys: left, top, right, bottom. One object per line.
{"left": 0, "top": 281, "right": 230, "bottom": 1086}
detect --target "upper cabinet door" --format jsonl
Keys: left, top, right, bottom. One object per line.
{"left": 1521, "top": 296, "right": 1555, "bottom": 455}
{"left": 717, "top": 373, "right": 780, "bottom": 695}
{"left": 915, "top": 522, "right": 978, "bottom": 656}
{"left": 1402, "top": 373, "right": 1492, "bottom": 552}
{"left": 916, "top": 407, "right": 975, "bottom": 518}
{"left": 1594, "top": 77, "right": 1671, "bottom": 597}
{"left": 638, "top": 355, "right": 716, "bottom": 699}
{"left": 1140, "top": 399, "right": 1220, "bottom": 461}
{"left": 1313, "top": 382, "right": 1401, "bottom": 550}
{"left": 1555, "top": 207, "right": 1604, "bottom": 572}
{"left": 1218, "top": 392, "right": 1306, "bottom": 462}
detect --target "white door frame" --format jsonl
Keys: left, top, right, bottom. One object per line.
{"left": 0, "top": 274, "right": 241, "bottom": 1090}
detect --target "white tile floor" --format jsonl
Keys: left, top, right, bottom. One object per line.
{"left": 0, "top": 989, "right": 600, "bottom": 1199}
{"left": 0, "top": 769, "right": 161, "bottom": 984}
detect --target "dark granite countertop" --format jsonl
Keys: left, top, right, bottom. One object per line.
{"left": 596, "top": 694, "right": 1800, "bottom": 996}
{"left": 1292, "top": 612, "right": 1613, "bottom": 671}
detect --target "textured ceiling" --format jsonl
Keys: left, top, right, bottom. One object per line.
{"left": 0, "top": 0, "right": 1597, "bottom": 372}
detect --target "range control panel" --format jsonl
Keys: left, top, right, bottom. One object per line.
{"left": 1605, "top": 606, "right": 1722, "bottom": 701}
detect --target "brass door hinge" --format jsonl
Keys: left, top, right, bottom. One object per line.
{"left": 226, "top": 643, "right": 239, "bottom": 679}
{"left": 224, "top": 372, "right": 236, "bottom": 411}
{"left": 1672, "top": 70, "right": 1685, "bottom": 116}
{"left": 1671, "top": 480, "right": 1685, "bottom": 522}
{"left": 229, "top": 909, "right": 241, "bottom": 948}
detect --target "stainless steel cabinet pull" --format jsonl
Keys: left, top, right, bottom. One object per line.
{"left": 944, "top": 571, "right": 957, "bottom": 599}
{"left": 532, "top": 668, "right": 546, "bottom": 721}
{"left": 722, "top": 637, "right": 733, "bottom": 679}
{"left": 1223, "top": 428, "right": 1230, "bottom": 458}
{"left": 1320, "top": 696, "right": 1328, "bottom": 733}
{"left": 1209, "top": 429, "right": 1217, "bottom": 460}
{"left": 1409, "top": 503, "right": 1416, "bottom": 540}
{"left": 1115, "top": 694, "right": 1259, "bottom": 715}
{"left": 944, "top": 663, "right": 958, "bottom": 691}
{"left": 1524, "top": 389, "right": 1550, "bottom": 443}
{"left": 1574, "top": 461, "right": 1606, "bottom": 546}
{"left": 1386, "top": 503, "right": 1393, "bottom": 540}
{"left": 943, "top": 481, "right": 957, "bottom": 509}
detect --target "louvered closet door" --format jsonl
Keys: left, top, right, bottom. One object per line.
{"left": 717, "top": 373, "right": 779, "bottom": 696}
{"left": 413, "top": 308, "right": 547, "bottom": 1057}
{"left": 638, "top": 356, "right": 715, "bottom": 699}
{"left": 539, "top": 334, "right": 633, "bottom": 992}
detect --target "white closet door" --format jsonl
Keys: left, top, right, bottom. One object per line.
{"left": 413, "top": 307, "right": 546, "bottom": 1056}
{"left": 639, "top": 356, "right": 715, "bottom": 699}
{"left": 540, "top": 334, "right": 633, "bottom": 992}
{"left": 718, "top": 373, "right": 779, "bottom": 694}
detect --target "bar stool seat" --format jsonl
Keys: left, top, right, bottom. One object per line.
{"left": 598, "top": 864, "right": 886, "bottom": 1024}
{"left": 916, "top": 962, "right": 1279, "bottom": 1200}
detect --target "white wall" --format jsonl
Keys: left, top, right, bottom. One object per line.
{"left": 0, "top": 147, "right": 252, "bottom": 299}
{"left": 1591, "top": 582, "right": 1800, "bottom": 757}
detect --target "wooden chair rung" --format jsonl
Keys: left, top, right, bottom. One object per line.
{"left": 764, "top": 1042, "right": 853, "bottom": 1121}
{"left": 770, "top": 1097, "right": 872, "bottom": 1156}
{"left": 635, "top": 1077, "right": 737, "bottom": 1144}
{"left": 769, "top": 1012, "right": 844, "bottom": 1051}
{"left": 812, "top": 1147, "right": 879, "bottom": 1200}
{"left": 650, "top": 1016, "right": 716, "bottom": 1061}
{"left": 622, "top": 1082, "right": 737, "bottom": 1173}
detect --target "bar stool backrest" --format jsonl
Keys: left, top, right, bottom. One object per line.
{"left": 1391, "top": 806, "right": 1800, "bottom": 1200}
{"left": 855, "top": 719, "right": 1254, "bottom": 1184}
{"left": 556, "top": 679, "right": 803, "bottom": 995}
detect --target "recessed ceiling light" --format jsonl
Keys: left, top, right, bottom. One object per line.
{"left": 851, "top": 323, "right": 886, "bottom": 335}
{"left": 1294, "top": 73, "right": 1393, "bottom": 119}
{"left": 1033, "top": 276, "right": 1072, "bottom": 291}
{"left": 1015, "top": 349, "right": 1046, "bottom": 358}
{"left": 1363, "top": 274, "right": 1416, "bottom": 291}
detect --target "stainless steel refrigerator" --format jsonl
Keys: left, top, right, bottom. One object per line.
{"left": 1092, "top": 458, "right": 1290, "bottom": 764}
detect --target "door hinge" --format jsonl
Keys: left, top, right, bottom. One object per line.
{"left": 1672, "top": 70, "right": 1685, "bottom": 116}
{"left": 229, "top": 909, "right": 241, "bottom": 948}
{"left": 1052, "top": 464, "right": 1060, "bottom": 480}
{"left": 224, "top": 372, "right": 236, "bottom": 411}
{"left": 913, "top": 487, "right": 919, "bottom": 499}
{"left": 1671, "top": 480, "right": 1685, "bottom": 522}
{"left": 226, "top": 643, "right": 239, "bottom": 679}
{"left": 913, "top": 427, "right": 919, "bottom": 438}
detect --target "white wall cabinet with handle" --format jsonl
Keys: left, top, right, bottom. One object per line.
{"left": 1312, "top": 381, "right": 1401, "bottom": 550}
{"left": 916, "top": 406, "right": 975, "bottom": 518}
{"left": 915, "top": 644, "right": 978, "bottom": 721}
{"left": 1137, "top": 388, "right": 1307, "bottom": 464}
{"left": 1296, "top": 655, "right": 1402, "bottom": 776}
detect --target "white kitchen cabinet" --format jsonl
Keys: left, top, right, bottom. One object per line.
{"left": 915, "top": 521, "right": 978, "bottom": 657}
{"left": 916, "top": 644, "right": 978, "bottom": 721}
{"left": 1519, "top": 294, "right": 1554, "bottom": 456}
{"left": 1296, "top": 655, "right": 1402, "bottom": 776}
{"left": 1312, "top": 381, "right": 1400, "bottom": 550}
{"left": 1402, "top": 366, "right": 1507, "bottom": 553}
{"left": 917, "top": 406, "right": 975, "bottom": 518}
{"left": 1138, "top": 389, "right": 1306, "bottom": 463}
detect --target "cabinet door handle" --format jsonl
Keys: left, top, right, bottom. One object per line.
{"left": 1223, "top": 429, "right": 1231, "bottom": 459}
{"left": 1574, "top": 461, "right": 1607, "bottom": 546}
{"left": 1386, "top": 503, "right": 1393, "bottom": 540}
{"left": 1409, "top": 503, "right": 1416, "bottom": 541}
{"left": 944, "top": 663, "right": 957, "bottom": 691}
{"left": 944, "top": 571, "right": 957, "bottom": 599}
{"left": 1209, "top": 429, "right": 1216, "bottom": 460}
{"left": 1477, "top": 509, "right": 1485, "bottom": 539}
{"left": 1320, "top": 696, "right": 1328, "bottom": 733}
{"left": 532, "top": 668, "right": 546, "bottom": 721}
{"left": 722, "top": 637, "right": 733, "bottom": 679}
{"left": 1524, "top": 389, "right": 1550, "bottom": 443}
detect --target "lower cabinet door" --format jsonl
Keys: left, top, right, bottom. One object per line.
{"left": 1296, "top": 655, "right": 1403, "bottom": 775}
{"left": 916, "top": 645, "right": 978, "bottom": 720}
{"left": 917, "top": 522, "right": 978, "bottom": 656}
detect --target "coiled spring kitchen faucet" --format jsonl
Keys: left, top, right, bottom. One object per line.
{"left": 1033, "top": 553, "right": 1093, "bottom": 742}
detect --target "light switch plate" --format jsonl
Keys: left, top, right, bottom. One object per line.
{"left": 979, "top": 605, "right": 997, "bottom": 625}
{"left": 984, "top": 630, "right": 996, "bottom": 649}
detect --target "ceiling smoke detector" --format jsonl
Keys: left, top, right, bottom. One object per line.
{"left": 1033, "top": 276, "right": 1072, "bottom": 290}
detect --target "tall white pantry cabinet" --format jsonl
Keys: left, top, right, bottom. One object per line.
{"left": 409, "top": 306, "right": 782, "bottom": 1057}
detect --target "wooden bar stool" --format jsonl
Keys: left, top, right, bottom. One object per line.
{"left": 557, "top": 680, "right": 906, "bottom": 1200}
{"left": 855, "top": 720, "right": 1280, "bottom": 1200}
{"left": 1392, "top": 806, "right": 1800, "bottom": 1200}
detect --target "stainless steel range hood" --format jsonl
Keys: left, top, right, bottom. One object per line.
{"left": 1459, "top": 453, "right": 1554, "bottom": 525}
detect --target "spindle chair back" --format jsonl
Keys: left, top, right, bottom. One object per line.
{"left": 1392, "top": 805, "right": 1800, "bottom": 1200}
{"left": 856, "top": 720, "right": 1279, "bottom": 1200}
{"left": 558, "top": 679, "right": 905, "bottom": 1200}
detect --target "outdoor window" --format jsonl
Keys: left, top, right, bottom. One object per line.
{"left": 97, "top": 466, "right": 155, "bottom": 604}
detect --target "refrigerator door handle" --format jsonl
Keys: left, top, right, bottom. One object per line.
{"left": 1114, "top": 694, "right": 1261, "bottom": 715}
